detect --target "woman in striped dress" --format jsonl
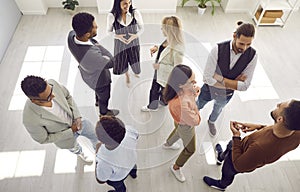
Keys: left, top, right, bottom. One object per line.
{"left": 107, "top": 0, "right": 144, "bottom": 86}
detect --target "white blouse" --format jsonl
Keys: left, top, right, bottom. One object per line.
{"left": 107, "top": 9, "right": 144, "bottom": 36}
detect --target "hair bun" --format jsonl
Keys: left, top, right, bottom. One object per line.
{"left": 237, "top": 21, "right": 243, "bottom": 26}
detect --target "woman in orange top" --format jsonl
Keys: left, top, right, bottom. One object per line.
{"left": 162, "top": 64, "right": 201, "bottom": 182}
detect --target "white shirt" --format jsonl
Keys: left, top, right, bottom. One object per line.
{"left": 203, "top": 40, "right": 258, "bottom": 91}
{"left": 95, "top": 126, "right": 138, "bottom": 181}
{"left": 107, "top": 10, "right": 144, "bottom": 36}
{"left": 43, "top": 100, "right": 73, "bottom": 126}
{"left": 74, "top": 36, "right": 111, "bottom": 60}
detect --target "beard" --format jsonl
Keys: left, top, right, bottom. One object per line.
{"left": 270, "top": 111, "right": 277, "bottom": 123}
{"left": 233, "top": 42, "right": 243, "bottom": 53}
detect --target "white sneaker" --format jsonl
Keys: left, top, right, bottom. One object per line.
{"left": 141, "top": 106, "right": 158, "bottom": 112}
{"left": 162, "top": 142, "right": 180, "bottom": 150}
{"left": 170, "top": 165, "right": 186, "bottom": 182}
{"left": 77, "top": 152, "right": 93, "bottom": 164}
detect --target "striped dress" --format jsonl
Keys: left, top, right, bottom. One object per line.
{"left": 112, "top": 12, "right": 141, "bottom": 75}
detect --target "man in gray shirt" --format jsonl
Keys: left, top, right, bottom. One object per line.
{"left": 197, "top": 22, "right": 258, "bottom": 137}
{"left": 68, "top": 12, "right": 119, "bottom": 117}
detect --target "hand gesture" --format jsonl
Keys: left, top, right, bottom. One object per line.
{"left": 193, "top": 85, "right": 201, "bottom": 97}
{"left": 238, "top": 122, "right": 263, "bottom": 133}
{"left": 127, "top": 33, "right": 138, "bottom": 44}
{"left": 73, "top": 117, "right": 82, "bottom": 131}
{"left": 230, "top": 121, "right": 241, "bottom": 137}
{"left": 153, "top": 63, "right": 160, "bottom": 70}
{"left": 115, "top": 34, "right": 128, "bottom": 44}
{"left": 150, "top": 45, "right": 158, "bottom": 57}
{"left": 71, "top": 117, "right": 82, "bottom": 132}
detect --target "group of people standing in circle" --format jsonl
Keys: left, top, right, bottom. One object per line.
{"left": 20, "top": 0, "right": 300, "bottom": 192}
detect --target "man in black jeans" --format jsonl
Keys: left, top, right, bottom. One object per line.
{"left": 68, "top": 12, "right": 119, "bottom": 117}
{"left": 95, "top": 116, "right": 138, "bottom": 192}
{"left": 204, "top": 100, "right": 300, "bottom": 191}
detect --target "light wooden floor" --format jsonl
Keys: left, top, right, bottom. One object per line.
{"left": 0, "top": 7, "right": 299, "bottom": 192}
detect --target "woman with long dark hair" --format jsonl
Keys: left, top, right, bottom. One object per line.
{"left": 107, "top": 0, "right": 144, "bottom": 87}
{"left": 162, "top": 64, "right": 201, "bottom": 182}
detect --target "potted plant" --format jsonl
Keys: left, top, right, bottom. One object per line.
{"left": 62, "top": 0, "right": 79, "bottom": 11}
{"left": 181, "top": 0, "right": 221, "bottom": 15}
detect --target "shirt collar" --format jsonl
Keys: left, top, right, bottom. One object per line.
{"left": 74, "top": 36, "right": 93, "bottom": 46}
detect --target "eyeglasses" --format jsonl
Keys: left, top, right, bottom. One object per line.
{"left": 32, "top": 84, "right": 53, "bottom": 102}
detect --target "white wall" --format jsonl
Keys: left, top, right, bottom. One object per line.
{"left": 97, "top": 0, "right": 178, "bottom": 13}
{"left": 222, "top": 0, "right": 259, "bottom": 14}
{"left": 45, "top": 0, "right": 97, "bottom": 8}
{"left": 0, "top": 0, "right": 21, "bottom": 63}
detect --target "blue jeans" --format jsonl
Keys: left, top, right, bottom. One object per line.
{"left": 196, "top": 84, "right": 233, "bottom": 122}
{"left": 69, "top": 119, "right": 99, "bottom": 154}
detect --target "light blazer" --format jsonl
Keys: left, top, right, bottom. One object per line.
{"left": 22, "top": 79, "right": 81, "bottom": 149}
{"left": 156, "top": 43, "right": 185, "bottom": 87}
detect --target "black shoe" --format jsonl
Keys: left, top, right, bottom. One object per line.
{"left": 203, "top": 176, "right": 226, "bottom": 191}
{"left": 215, "top": 144, "right": 224, "bottom": 165}
{"left": 129, "top": 172, "right": 137, "bottom": 179}
{"left": 105, "top": 109, "right": 119, "bottom": 116}
{"left": 207, "top": 120, "right": 217, "bottom": 137}
{"left": 107, "top": 190, "right": 116, "bottom": 192}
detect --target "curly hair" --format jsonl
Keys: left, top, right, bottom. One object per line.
{"left": 95, "top": 116, "right": 126, "bottom": 147}
{"left": 21, "top": 75, "right": 47, "bottom": 98}
{"left": 72, "top": 12, "right": 95, "bottom": 37}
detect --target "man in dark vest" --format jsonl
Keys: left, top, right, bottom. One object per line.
{"left": 68, "top": 12, "right": 119, "bottom": 117}
{"left": 197, "top": 22, "right": 257, "bottom": 137}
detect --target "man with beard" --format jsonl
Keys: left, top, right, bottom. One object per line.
{"left": 203, "top": 99, "right": 300, "bottom": 191}
{"left": 68, "top": 12, "right": 119, "bottom": 117}
{"left": 196, "top": 22, "right": 257, "bottom": 137}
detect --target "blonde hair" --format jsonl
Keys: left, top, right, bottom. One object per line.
{"left": 162, "top": 16, "right": 184, "bottom": 48}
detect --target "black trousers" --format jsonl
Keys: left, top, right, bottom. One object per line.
{"left": 106, "top": 165, "right": 137, "bottom": 192}
{"left": 147, "top": 71, "right": 167, "bottom": 109}
{"left": 219, "top": 140, "right": 239, "bottom": 188}
{"left": 95, "top": 84, "right": 111, "bottom": 115}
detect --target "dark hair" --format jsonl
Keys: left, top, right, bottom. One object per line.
{"left": 163, "top": 64, "right": 192, "bottom": 103}
{"left": 110, "top": 0, "right": 135, "bottom": 21}
{"left": 95, "top": 116, "right": 126, "bottom": 147}
{"left": 283, "top": 100, "right": 300, "bottom": 131}
{"left": 235, "top": 23, "right": 255, "bottom": 38}
{"left": 21, "top": 75, "right": 47, "bottom": 98}
{"left": 72, "top": 12, "right": 95, "bottom": 37}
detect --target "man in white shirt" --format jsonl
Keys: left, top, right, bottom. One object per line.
{"left": 197, "top": 22, "right": 258, "bottom": 137}
{"left": 95, "top": 116, "right": 138, "bottom": 192}
{"left": 22, "top": 75, "right": 99, "bottom": 163}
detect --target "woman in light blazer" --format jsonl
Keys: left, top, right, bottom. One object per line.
{"left": 141, "top": 16, "right": 185, "bottom": 112}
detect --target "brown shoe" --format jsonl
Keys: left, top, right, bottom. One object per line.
{"left": 207, "top": 120, "right": 217, "bottom": 137}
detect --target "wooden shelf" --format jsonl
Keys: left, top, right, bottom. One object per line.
{"left": 252, "top": 0, "right": 299, "bottom": 27}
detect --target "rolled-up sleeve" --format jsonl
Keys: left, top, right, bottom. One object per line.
{"left": 203, "top": 46, "right": 218, "bottom": 86}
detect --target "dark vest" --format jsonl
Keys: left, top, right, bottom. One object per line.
{"left": 216, "top": 40, "right": 256, "bottom": 79}
{"left": 207, "top": 40, "right": 256, "bottom": 95}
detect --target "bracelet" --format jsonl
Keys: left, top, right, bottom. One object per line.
{"left": 232, "top": 136, "right": 241, "bottom": 140}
